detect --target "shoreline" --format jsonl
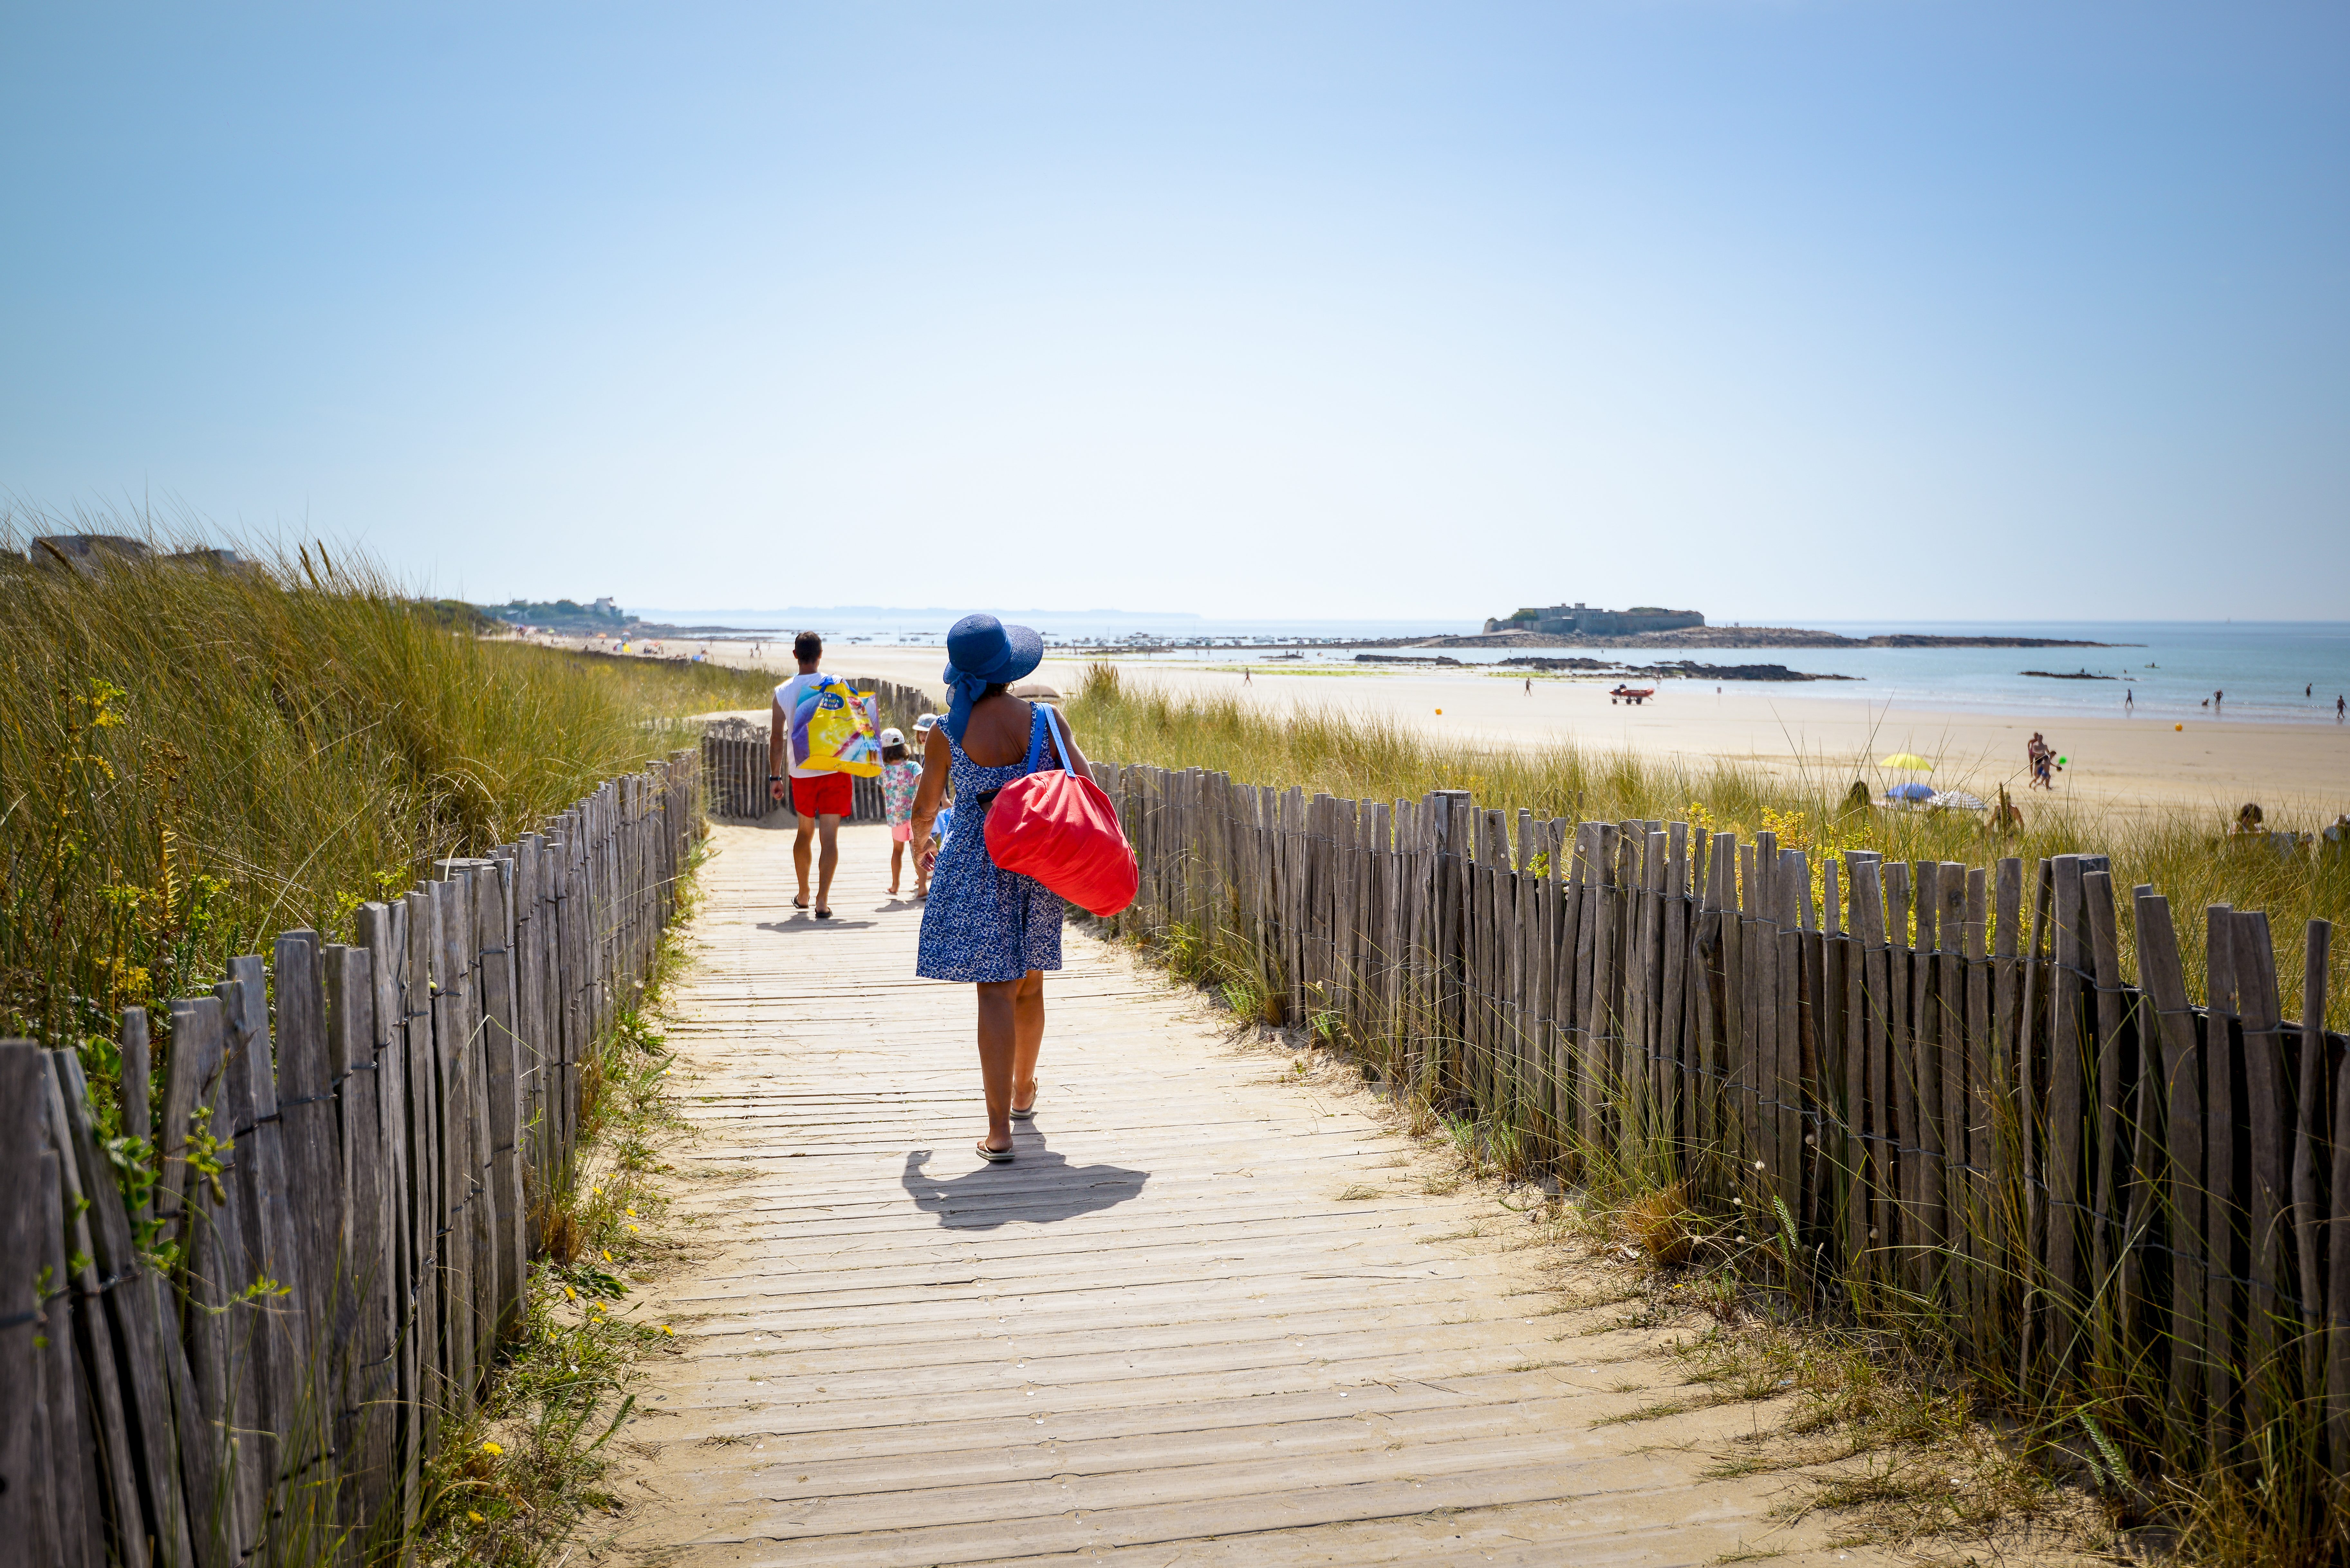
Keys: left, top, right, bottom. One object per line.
{"left": 550, "top": 636, "right": 2350, "bottom": 823}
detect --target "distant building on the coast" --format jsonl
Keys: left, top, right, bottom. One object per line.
{"left": 21, "top": 535, "right": 255, "bottom": 577}
{"left": 1482, "top": 602, "right": 1705, "bottom": 636}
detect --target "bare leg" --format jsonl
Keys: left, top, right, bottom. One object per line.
{"left": 974, "top": 971, "right": 1047, "bottom": 1151}
{"left": 889, "top": 838, "right": 904, "bottom": 893}
{"left": 815, "top": 815, "right": 842, "bottom": 912}
{"left": 1012, "top": 970, "right": 1044, "bottom": 1110}
{"left": 793, "top": 814, "right": 815, "bottom": 903}
{"left": 975, "top": 979, "right": 1019, "bottom": 1151}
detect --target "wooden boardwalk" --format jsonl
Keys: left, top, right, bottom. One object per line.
{"left": 607, "top": 821, "right": 1885, "bottom": 1566}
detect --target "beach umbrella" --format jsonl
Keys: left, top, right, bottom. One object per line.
{"left": 1878, "top": 752, "right": 1933, "bottom": 770}
{"left": 1886, "top": 781, "right": 1935, "bottom": 803}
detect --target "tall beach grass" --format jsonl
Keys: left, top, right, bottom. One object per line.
{"left": 0, "top": 514, "right": 771, "bottom": 1124}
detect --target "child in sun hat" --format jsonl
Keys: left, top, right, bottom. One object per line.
{"left": 878, "top": 727, "right": 926, "bottom": 897}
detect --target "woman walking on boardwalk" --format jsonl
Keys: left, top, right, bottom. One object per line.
{"left": 911, "top": 614, "right": 1089, "bottom": 1164}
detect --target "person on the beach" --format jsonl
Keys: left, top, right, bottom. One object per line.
{"left": 2027, "top": 732, "right": 2056, "bottom": 790}
{"left": 2339, "top": 695, "right": 2345, "bottom": 722}
{"left": 768, "top": 630, "right": 847, "bottom": 918}
{"left": 879, "top": 727, "right": 926, "bottom": 898}
{"left": 912, "top": 614, "right": 1091, "bottom": 1164}
{"left": 2125, "top": 688, "right": 2133, "bottom": 713}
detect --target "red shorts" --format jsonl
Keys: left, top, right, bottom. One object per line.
{"left": 789, "top": 772, "right": 852, "bottom": 819}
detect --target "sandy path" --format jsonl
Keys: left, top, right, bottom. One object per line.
{"left": 600, "top": 819, "right": 1902, "bottom": 1566}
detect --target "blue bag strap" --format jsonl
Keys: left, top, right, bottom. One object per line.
{"left": 1022, "top": 701, "right": 1069, "bottom": 775}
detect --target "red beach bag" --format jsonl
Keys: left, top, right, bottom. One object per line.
{"left": 984, "top": 705, "right": 1138, "bottom": 917}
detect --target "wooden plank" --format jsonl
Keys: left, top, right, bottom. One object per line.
{"left": 402, "top": 886, "right": 444, "bottom": 1461}
{"left": 2233, "top": 910, "right": 2289, "bottom": 1437}
{"left": 168, "top": 993, "right": 244, "bottom": 1563}
{"left": 1911, "top": 862, "right": 1947, "bottom": 1296}
{"left": 1662, "top": 830, "right": 1689, "bottom": 1160}
{"left": 0, "top": 1045, "right": 48, "bottom": 1554}
{"left": 231, "top": 950, "right": 313, "bottom": 1531}
{"left": 2018, "top": 859, "right": 2053, "bottom": 1349}
{"left": 2045, "top": 856, "right": 2086, "bottom": 1360}
{"left": 50, "top": 1049, "right": 187, "bottom": 1568}
{"left": 2292, "top": 920, "right": 2330, "bottom": 1413}
{"left": 216, "top": 963, "right": 279, "bottom": 1554}
{"left": 328, "top": 937, "right": 394, "bottom": 1554}
{"left": 121, "top": 1009, "right": 152, "bottom": 1226}
{"left": 2205, "top": 904, "right": 2241, "bottom": 1438}
{"left": 429, "top": 872, "right": 479, "bottom": 1413}
{"left": 475, "top": 859, "right": 527, "bottom": 1340}
{"left": 2330, "top": 929, "right": 2350, "bottom": 1477}
{"left": 2132, "top": 891, "right": 2203, "bottom": 1440}
{"left": 1836, "top": 853, "right": 1867, "bottom": 1286}
{"left": 274, "top": 927, "right": 342, "bottom": 1526}
{"left": 2079, "top": 872, "right": 2127, "bottom": 1373}
{"left": 1852, "top": 857, "right": 1892, "bottom": 1284}
{"left": 1774, "top": 852, "right": 1805, "bottom": 1224}
{"left": 35, "top": 1142, "right": 94, "bottom": 1568}
{"left": 1881, "top": 859, "right": 1916, "bottom": 1291}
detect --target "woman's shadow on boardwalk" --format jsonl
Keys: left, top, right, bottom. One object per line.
{"left": 900, "top": 1144, "right": 1148, "bottom": 1230}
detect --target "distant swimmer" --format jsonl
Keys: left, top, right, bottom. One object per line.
{"left": 2125, "top": 688, "right": 2133, "bottom": 713}
{"left": 2339, "top": 695, "right": 2345, "bottom": 722}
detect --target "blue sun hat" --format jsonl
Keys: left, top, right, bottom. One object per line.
{"left": 941, "top": 613, "right": 1044, "bottom": 742}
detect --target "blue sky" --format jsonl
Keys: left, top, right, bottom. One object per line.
{"left": 4, "top": 3, "right": 2344, "bottom": 622}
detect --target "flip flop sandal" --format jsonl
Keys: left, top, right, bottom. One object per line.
{"left": 975, "top": 1139, "right": 1015, "bottom": 1163}
{"left": 815, "top": 908, "right": 834, "bottom": 920}
{"left": 1009, "top": 1090, "right": 1038, "bottom": 1121}
{"left": 792, "top": 897, "right": 810, "bottom": 910}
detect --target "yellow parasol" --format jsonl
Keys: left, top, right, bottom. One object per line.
{"left": 1877, "top": 752, "right": 1933, "bottom": 770}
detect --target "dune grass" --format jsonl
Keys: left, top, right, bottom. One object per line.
{"left": 0, "top": 516, "right": 770, "bottom": 1126}
{"left": 1066, "top": 663, "right": 2349, "bottom": 1026}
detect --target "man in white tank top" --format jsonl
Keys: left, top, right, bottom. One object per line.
{"left": 769, "top": 631, "right": 847, "bottom": 917}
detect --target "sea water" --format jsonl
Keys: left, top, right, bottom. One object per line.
{"left": 639, "top": 610, "right": 2350, "bottom": 726}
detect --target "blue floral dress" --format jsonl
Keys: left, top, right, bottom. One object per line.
{"left": 915, "top": 703, "right": 1065, "bottom": 982}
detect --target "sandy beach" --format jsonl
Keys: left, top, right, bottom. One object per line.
{"left": 657, "top": 639, "right": 2350, "bottom": 825}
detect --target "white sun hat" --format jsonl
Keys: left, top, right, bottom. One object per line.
{"left": 878, "top": 727, "right": 905, "bottom": 747}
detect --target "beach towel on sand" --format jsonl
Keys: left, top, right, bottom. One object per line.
{"left": 792, "top": 678, "right": 883, "bottom": 777}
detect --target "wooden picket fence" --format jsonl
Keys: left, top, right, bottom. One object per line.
{"left": 701, "top": 679, "right": 937, "bottom": 824}
{"left": 0, "top": 748, "right": 703, "bottom": 1566}
{"left": 1092, "top": 763, "right": 2350, "bottom": 1483}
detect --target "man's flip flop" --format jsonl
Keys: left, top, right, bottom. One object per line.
{"left": 815, "top": 908, "right": 833, "bottom": 920}
{"left": 1009, "top": 1091, "right": 1038, "bottom": 1121}
{"left": 976, "top": 1140, "right": 1015, "bottom": 1163}
{"left": 792, "top": 897, "right": 809, "bottom": 910}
